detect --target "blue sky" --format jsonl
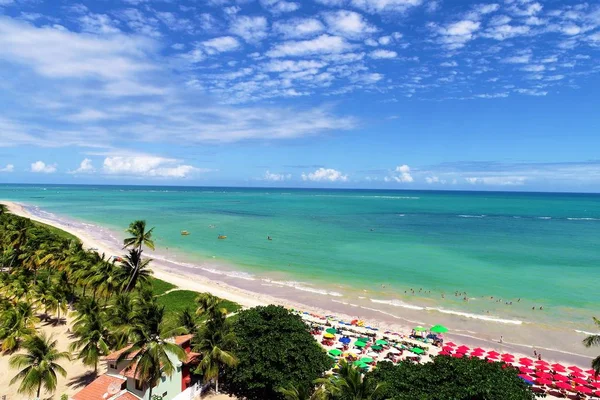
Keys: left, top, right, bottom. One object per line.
{"left": 0, "top": 0, "right": 600, "bottom": 191}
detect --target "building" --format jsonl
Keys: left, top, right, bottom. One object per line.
{"left": 72, "top": 334, "right": 202, "bottom": 400}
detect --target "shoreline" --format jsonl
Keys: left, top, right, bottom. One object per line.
{"left": 1, "top": 200, "right": 596, "bottom": 369}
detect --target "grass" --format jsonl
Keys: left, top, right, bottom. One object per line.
{"left": 157, "top": 289, "right": 242, "bottom": 316}
{"left": 149, "top": 277, "right": 177, "bottom": 296}
{"left": 30, "top": 220, "right": 80, "bottom": 242}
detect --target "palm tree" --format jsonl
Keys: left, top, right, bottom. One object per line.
{"left": 117, "top": 302, "right": 186, "bottom": 399}
{"left": 0, "top": 203, "right": 8, "bottom": 216}
{"left": 196, "top": 292, "right": 227, "bottom": 322}
{"left": 320, "top": 360, "right": 386, "bottom": 400}
{"left": 193, "top": 319, "right": 238, "bottom": 394}
{"left": 70, "top": 308, "right": 110, "bottom": 374}
{"left": 278, "top": 383, "right": 326, "bottom": 400}
{"left": 583, "top": 317, "right": 600, "bottom": 377}
{"left": 173, "top": 307, "right": 199, "bottom": 334}
{"left": 0, "top": 302, "right": 39, "bottom": 352}
{"left": 121, "top": 248, "right": 153, "bottom": 292}
{"left": 123, "top": 220, "right": 155, "bottom": 251}
{"left": 9, "top": 332, "right": 70, "bottom": 398}
{"left": 107, "top": 293, "right": 136, "bottom": 349}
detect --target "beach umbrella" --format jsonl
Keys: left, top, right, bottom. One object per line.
{"left": 375, "top": 339, "right": 388, "bottom": 346}
{"left": 357, "top": 337, "right": 370, "bottom": 343}
{"left": 353, "top": 360, "right": 368, "bottom": 367}
{"left": 568, "top": 365, "right": 583, "bottom": 372}
{"left": 411, "top": 347, "right": 425, "bottom": 355}
{"left": 354, "top": 341, "right": 366, "bottom": 348}
{"left": 518, "top": 374, "right": 534, "bottom": 383}
{"left": 572, "top": 377, "right": 588, "bottom": 386}
{"left": 486, "top": 354, "right": 499, "bottom": 360}
{"left": 388, "top": 347, "right": 401, "bottom": 354}
{"left": 472, "top": 347, "right": 485, "bottom": 353}
{"left": 339, "top": 337, "right": 351, "bottom": 344}
{"left": 360, "top": 357, "right": 374, "bottom": 363}
{"left": 551, "top": 363, "right": 566, "bottom": 372}
{"left": 452, "top": 353, "right": 464, "bottom": 358}
{"left": 575, "top": 386, "right": 592, "bottom": 395}
{"left": 430, "top": 324, "right": 449, "bottom": 333}
{"left": 535, "top": 365, "right": 549, "bottom": 371}
{"left": 553, "top": 374, "right": 569, "bottom": 382}
{"left": 592, "top": 382, "right": 600, "bottom": 389}
{"left": 501, "top": 354, "right": 515, "bottom": 361}
{"left": 439, "top": 351, "right": 451, "bottom": 356}
{"left": 413, "top": 326, "right": 427, "bottom": 332}
{"left": 325, "top": 328, "right": 337, "bottom": 334}
{"left": 519, "top": 367, "right": 534, "bottom": 374}
{"left": 442, "top": 346, "right": 454, "bottom": 352}
{"left": 535, "top": 372, "right": 553, "bottom": 380}
{"left": 488, "top": 350, "right": 500, "bottom": 356}
{"left": 571, "top": 371, "right": 585, "bottom": 378}
{"left": 596, "top": 391, "right": 600, "bottom": 398}
{"left": 329, "top": 349, "right": 342, "bottom": 357}
{"left": 324, "top": 333, "right": 335, "bottom": 339}
{"left": 585, "top": 368, "right": 597, "bottom": 375}
{"left": 371, "top": 345, "right": 383, "bottom": 351}
{"left": 519, "top": 357, "right": 533, "bottom": 365}
{"left": 535, "top": 360, "right": 549, "bottom": 366}
{"left": 555, "top": 382, "right": 572, "bottom": 390}
{"left": 536, "top": 378, "right": 553, "bottom": 386}
{"left": 445, "top": 342, "right": 456, "bottom": 347}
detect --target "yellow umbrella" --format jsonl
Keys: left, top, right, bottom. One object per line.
{"left": 324, "top": 333, "right": 335, "bottom": 339}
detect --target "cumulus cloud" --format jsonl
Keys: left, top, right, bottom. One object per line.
{"left": 260, "top": 0, "right": 300, "bottom": 14}
{"left": 202, "top": 36, "right": 241, "bottom": 54}
{"left": 273, "top": 18, "right": 325, "bottom": 38}
{"left": 350, "top": 0, "right": 423, "bottom": 14}
{"left": 0, "top": 164, "right": 14, "bottom": 172}
{"left": 70, "top": 158, "right": 95, "bottom": 174}
{"left": 369, "top": 49, "right": 397, "bottom": 59}
{"left": 266, "top": 34, "right": 352, "bottom": 57}
{"left": 262, "top": 170, "right": 292, "bottom": 181}
{"left": 230, "top": 16, "right": 268, "bottom": 43}
{"left": 301, "top": 167, "right": 348, "bottom": 182}
{"left": 482, "top": 24, "right": 530, "bottom": 40}
{"left": 102, "top": 156, "right": 202, "bottom": 178}
{"left": 31, "top": 161, "right": 57, "bottom": 173}
{"left": 438, "top": 20, "right": 481, "bottom": 49}
{"left": 385, "top": 164, "right": 413, "bottom": 183}
{"left": 465, "top": 176, "right": 526, "bottom": 185}
{"left": 323, "top": 10, "right": 377, "bottom": 39}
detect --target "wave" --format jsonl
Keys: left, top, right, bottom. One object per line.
{"left": 371, "top": 298, "right": 425, "bottom": 311}
{"left": 425, "top": 307, "right": 522, "bottom": 325}
{"left": 264, "top": 279, "right": 342, "bottom": 297}
{"left": 313, "top": 195, "right": 420, "bottom": 200}
{"left": 332, "top": 300, "right": 359, "bottom": 307}
{"left": 458, "top": 214, "right": 486, "bottom": 218}
{"left": 537, "top": 216, "right": 552, "bottom": 220}
{"left": 567, "top": 217, "right": 600, "bottom": 221}
{"left": 200, "top": 267, "right": 256, "bottom": 281}
{"left": 574, "top": 329, "right": 600, "bottom": 335}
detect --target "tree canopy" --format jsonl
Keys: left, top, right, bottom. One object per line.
{"left": 222, "top": 305, "right": 333, "bottom": 400}
{"left": 369, "top": 356, "right": 536, "bottom": 400}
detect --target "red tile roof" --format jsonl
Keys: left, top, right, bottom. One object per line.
{"left": 174, "top": 334, "right": 194, "bottom": 346}
{"left": 72, "top": 374, "right": 126, "bottom": 400}
{"left": 113, "top": 391, "right": 142, "bottom": 400}
{"left": 185, "top": 351, "right": 202, "bottom": 364}
{"left": 105, "top": 345, "right": 139, "bottom": 362}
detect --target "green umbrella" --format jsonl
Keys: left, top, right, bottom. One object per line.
{"left": 357, "top": 337, "right": 370, "bottom": 342}
{"left": 411, "top": 347, "right": 425, "bottom": 355}
{"left": 375, "top": 339, "right": 388, "bottom": 346}
{"left": 413, "top": 326, "right": 427, "bottom": 332}
{"left": 354, "top": 341, "right": 367, "bottom": 348}
{"left": 325, "top": 328, "right": 337, "bottom": 334}
{"left": 371, "top": 345, "right": 383, "bottom": 351}
{"left": 430, "top": 324, "right": 448, "bottom": 334}
{"left": 328, "top": 349, "right": 342, "bottom": 357}
{"left": 353, "top": 360, "right": 368, "bottom": 368}
{"left": 360, "top": 357, "right": 374, "bottom": 363}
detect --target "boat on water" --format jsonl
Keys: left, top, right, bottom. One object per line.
{"left": 218, "top": 234, "right": 227, "bottom": 239}
{"left": 181, "top": 230, "right": 190, "bottom": 236}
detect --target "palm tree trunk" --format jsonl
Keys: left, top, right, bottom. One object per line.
{"left": 37, "top": 381, "right": 42, "bottom": 398}
{"left": 215, "top": 376, "right": 219, "bottom": 394}
{"left": 148, "top": 384, "right": 152, "bottom": 400}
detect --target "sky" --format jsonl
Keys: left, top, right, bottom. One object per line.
{"left": 0, "top": 0, "right": 600, "bottom": 191}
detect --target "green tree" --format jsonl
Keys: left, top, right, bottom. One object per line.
{"left": 369, "top": 356, "right": 536, "bottom": 400}
{"left": 0, "top": 301, "right": 39, "bottom": 352}
{"left": 196, "top": 292, "right": 227, "bottom": 323}
{"left": 124, "top": 220, "right": 155, "bottom": 251}
{"left": 193, "top": 319, "right": 238, "bottom": 394}
{"left": 583, "top": 317, "right": 600, "bottom": 377}
{"left": 117, "top": 302, "right": 186, "bottom": 399}
{"left": 278, "top": 383, "right": 326, "bottom": 400}
{"left": 121, "top": 248, "right": 153, "bottom": 292}
{"left": 175, "top": 307, "right": 199, "bottom": 334}
{"left": 222, "top": 305, "right": 332, "bottom": 400}
{"left": 70, "top": 307, "right": 111, "bottom": 374}
{"left": 320, "top": 360, "right": 385, "bottom": 400}
{"left": 107, "top": 292, "right": 136, "bottom": 349}
{"left": 9, "top": 333, "right": 70, "bottom": 398}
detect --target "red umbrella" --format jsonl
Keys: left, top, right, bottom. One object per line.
{"left": 574, "top": 386, "right": 592, "bottom": 395}
{"left": 595, "top": 390, "right": 600, "bottom": 397}
{"left": 536, "top": 365, "right": 550, "bottom": 371}
{"left": 519, "top": 357, "right": 533, "bottom": 365}
{"left": 591, "top": 381, "right": 600, "bottom": 389}
{"left": 442, "top": 346, "right": 454, "bottom": 352}
{"left": 555, "top": 382, "right": 572, "bottom": 390}
{"left": 536, "top": 378, "right": 553, "bottom": 386}
{"left": 518, "top": 374, "right": 534, "bottom": 381}
{"left": 472, "top": 347, "right": 485, "bottom": 353}
{"left": 487, "top": 354, "right": 499, "bottom": 360}
{"left": 452, "top": 353, "right": 464, "bottom": 358}
{"left": 585, "top": 368, "right": 597, "bottom": 375}
{"left": 439, "top": 351, "right": 451, "bottom": 356}
{"left": 568, "top": 365, "right": 583, "bottom": 372}
{"left": 535, "top": 360, "right": 549, "bottom": 366}
{"left": 519, "top": 367, "right": 534, "bottom": 374}
{"left": 553, "top": 374, "right": 569, "bottom": 382}
{"left": 572, "top": 377, "right": 588, "bottom": 386}
{"left": 456, "top": 345, "right": 470, "bottom": 352}
{"left": 488, "top": 350, "right": 500, "bottom": 356}
{"left": 551, "top": 363, "right": 566, "bottom": 372}
{"left": 570, "top": 371, "right": 585, "bottom": 378}
{"left": 445, "top": 342, "right": 456, "bottom": 347}
{"left": 501, "top": 354, "right": 515, "bottom": 360}
{"left": 535, "top": 372, "right": 553, "bottom": 380}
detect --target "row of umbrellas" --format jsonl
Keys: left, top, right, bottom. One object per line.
{"left": 413, "top": 324, "right": 448, "bottom": 334}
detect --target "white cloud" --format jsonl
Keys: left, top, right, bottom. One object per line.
{"left": 102, "top": 156, "right": 201, "bottom": 178}
{"left": 438, "top": 20, "right": 481, "bottom": 49}
{"left": 70, "top": 158, "right": 95, "bottom": 174}
{"left": 267, "top": 34, "right": 352, "bottom": 57}
{"left": 515, "top": 88, "right": 547, "bottom": 96}
{"left": 482, "top": 24, "right": 530, "bottom": 40}
{"left": 465, "top": 176, "right": 526, "bottom": 185}
{"left": 202, "top": 36, "right": 241, "bottom": 54}
{"left": 440, "top": 61, "right": 458, "bottom": 67}
{"left": 260, "top": 0, "right": 300, "bottom": 14}
{"left": 0, "top": 164, "right": 14, "bottom": 172}
{"left": 262, "top": 170, "right": 292, "bottom": 181}
{"left": 301, "top": 167, "right": 348, "bottom": 182}
{"left": 510, "top": 1, "right": 542, "bottom": 17}
{"left": 323, "top": 10, "right": 377, "bottom": 39}
{"left": 502, "top": 53, "right": 532, "bottom": 64}
{"left": 273, "top": 18, "right": 325, "bottom": 38}
{"left": 521, "top": 64, "right": 544, "bottom": 72}
{"left": 474, "top": 3, "right": 499, "bottom": 15}
{"left": 31, "top": 161, "right": 57, "bottom": 173}
{"left": 350, "top": 0, "right": 423, "bottom": 14}
{"left": 385, "top": 164, "right": 414, "bottom": 183}
{"left": 230, "top": 16, "right": 268, "bottom": 43}
{"left": 369, "top": 49, "right": 397, "bottom": 59}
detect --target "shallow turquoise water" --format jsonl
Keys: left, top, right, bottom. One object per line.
{"left": 1, "top": 184, "right": 599, "bottom": 327}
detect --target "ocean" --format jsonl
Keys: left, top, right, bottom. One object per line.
{"left": 1, "top": 184, "right": 599, "bottom": 358}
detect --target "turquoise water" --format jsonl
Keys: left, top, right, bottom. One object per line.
{"left": 1, "top": 184, "right": 599, "bottom": 330}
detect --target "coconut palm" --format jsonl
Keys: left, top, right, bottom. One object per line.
{"left": 320, "top": 360, "right": 386, "bottom": 400}
{"left": 278, "top": 383, "right": 327, "bottom": 400}
{"left": 0, "top": 203, "right": 8, "bottom": 217}
{"left": 9, "top": 333, "right": 70, "bottom": 398}
{"left": 117, "top": 302, "right": 186, "bottom": 399}
{"left": 196, "top": 292, "right": 227, "bottom": 322}
{"left": 193, "top": 319, "right": 238, "bottom": 394}
{"left": 173, "top": 307, "right": 199, "bottom": 334}
{"left": 0, "top": 302, "right": 39, "bottom": 352}
{"left": 107, "top": 292, "right": 136, "bottom": 349}
{"left": 583, "top": 317, "right": 600, "bottom": 377}
{"left": 70, "top": 308, "right": 110, "bottom": 374}
{"left": 121, "top": 248, "right": 153, "bottom": 292}
{"left": 123, "top": 220, "right": 155, "bottom": 251}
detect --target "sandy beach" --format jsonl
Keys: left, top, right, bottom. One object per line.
{"left": 1, "top": 200, "right": 595, "bottom": 372}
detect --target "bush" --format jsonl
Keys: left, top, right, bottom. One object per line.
{"left": 222, "top": 305, "right": 333, "bottom": 400}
